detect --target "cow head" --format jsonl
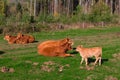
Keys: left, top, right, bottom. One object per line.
{"left": 4, "top": 35, "right": 11, "bottom": 41}
{"left": 17, "top": 33, "right": 24, "bottom": 39}
{"left": 60, "top": 38, "right": 73, "bottom": 46}
{"left": 76, "top": 45, "right": 83, "bottom": 52}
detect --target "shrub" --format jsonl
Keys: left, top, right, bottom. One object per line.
{"left": 21, "top": 13, "right": 30, "bottom": 23}
{"left": 88, "top": 1, "right": 112, "bottom": 23}
{"left": 0, "top": 14, "right": 6, "bottom": 25}
{"left": 37, "top": 13, "right": 56, "bottom": 23}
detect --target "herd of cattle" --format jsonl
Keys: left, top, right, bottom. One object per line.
{"left": 4, "top": 34, "right": 102, "bottom": 66}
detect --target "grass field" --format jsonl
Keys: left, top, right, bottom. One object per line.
{"left": 0, "top": 26, "right": 120, "bottom": 80}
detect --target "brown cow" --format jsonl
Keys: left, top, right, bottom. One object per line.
{"left": 17, "top": 33, "right": 35, "bottom": 44}
{"left": 37, "top": 38, "right": 74, "bottom": 57}
{"left": 4, "top": 35, "right": 17, "bottom": 44}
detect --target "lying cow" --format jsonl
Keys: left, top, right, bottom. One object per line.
{"left": 4, "top": 34, "right": 17, "bottom": 44}
{"left": 37, "top": 38, "right": 74, "bottom": 57}
{"left": 16, "top": 33, "right": 35, "bottom": 44}
{"left": 4, "top": 33, "right": 35, "bottom": 44}
{"left": 76, "top": 45, "right": 102, "bottom": 66}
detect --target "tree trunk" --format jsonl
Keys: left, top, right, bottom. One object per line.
{"left": 91, "top": 0, "right": 94, "bottom": 6}
{"left": 34, "top": 0, "right": 36, "bottom": 17}
{"left": 79, "top": 0, "right": 82, "bottom": 6}
{"left": 84, "top": 0, "right": 89, "bottom": 14}
{"left": 54, "top": 0, "right": 58, "bottom": 17}
{"left": 111, "top": 0, "right": 113, "bottom": 14}
{"left": 119, "top": 0, "right": 120, "bottom": 14}
{"left": 105, "top": 0, "right": 108, "bottom": 4}
{"left": 30, "top": 0, "right": 32, "bottom": 16}
{"left": 67, "top": 0, "right": 70, "bottom": 16}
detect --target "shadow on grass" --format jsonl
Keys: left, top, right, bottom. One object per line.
{"left": 88, "top": 58, "right": 108, "bottom": 65}
{"left": 33, "top": 41, "right": 39, "bottom": 43}
{"left": 0, "top": 51, "right": 5, "bottom": 55}
{"left": 67, "top": 47, "right": 79, "bottom": 54}
{"left": 71, "top": 47, "right": 79, "bottom": 54}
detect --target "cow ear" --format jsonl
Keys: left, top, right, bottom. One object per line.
{"left": 64, "top": 38, "right": 69, "bottom": 42}
{"left": 68, "top": 39, "right": 74, "bottom": 45}
{"left": 59, "top": 38, "right": 68, "bottom": 46}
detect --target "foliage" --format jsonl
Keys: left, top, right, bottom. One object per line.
{"left": 57, "top": 15, "right": 71, "bottom": 24}
{"left": 16, "top": 2, "right": 22, "bottom": 21}
{"left": 88, "top": 1, "right": 112, "bottom": 22}
{"left": 71, "top": 5, "right": 82, "bottom": 22}
{"left": 16, "top": 2, "right": 22, "bottom": 14}
{"left": 1, "top": 23, "right": 33, "bottom": 34}
{"left": 0, "top": 14, "right": 5, "bottom": 25}
{"left": 0, "top": 0, "right": 4, "bottom": 15}
{"left": 0, "top": 0, "right": 119, "bottom": 26}
{"left": 0, "top": 22, "right": 52, "bottom": 34}
{"left": 21, "top": 13, "right": 30, "bottom": 23}
{"left": 37, "top": 13, "right": 56, "bottom": 23}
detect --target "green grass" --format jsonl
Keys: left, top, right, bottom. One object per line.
{"left": 0, "top": 26, "right": 120, "bottom": 80}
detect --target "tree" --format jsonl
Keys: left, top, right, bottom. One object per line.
{"left": 0, "top": 0, "right": 4, "bottom": 15}
{"left": 16, "top": 2, "right": 22, "bottom": 21}
{"left": 34, "top": 0, "right": 36, "bottom": 17}
{"left": 30, "top": 0, "right": 34, "bottom": 23}
{"left": 30, "top": 0, "right": 33, "bottom": 16}
{"left": 89, "top": 0, "right": 112, "bottom": 23}
{"left": 54, "top": 0, "right": 59, "bottom": 17}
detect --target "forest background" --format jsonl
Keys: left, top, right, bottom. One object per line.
{"left": 0, "top": 0, "right": 120, "bottom": 34}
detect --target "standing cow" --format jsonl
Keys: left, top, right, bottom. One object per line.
{"left": 76, "top": 45, "right": 102, "bottom": 66}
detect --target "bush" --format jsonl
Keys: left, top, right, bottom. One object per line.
{"left": 71, "top": 5, "right": 90, "bottom": 23}
{"left": 71, "top": 5, "right": 83, "bottom": 22}
{"left": 37, "top": 13, "right": 56, "bottom": 23}
{"left": 88, "top": 1, "right": 112, "bottom": 23}
{"left": 0, "top": 14, "right": 6, "bottom": 25}
{"left": 0, "top": 22, "right": 52, "bottom": 34}
{"left": 21, "top": 13, "right": 30, "bottom": 23}
{"left": 1, "top": 23, "right": 34, "bottom": 34}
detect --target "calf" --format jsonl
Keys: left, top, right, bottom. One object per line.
{"left": 4, "top": 35, "right": 17, "bottom": 44}
{"left": 76, "top": 45, "right": 102, "bottom": 66}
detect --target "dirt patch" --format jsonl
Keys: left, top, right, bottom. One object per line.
{"left": 105, "top": 76, "right": 118, "bottom": 80}
{"left": 85, "top": 75, "right": 97, "bottom": 80}
{"left": 40, "top": 61, "right": 70, "bottom": 72}
{"left": 110, "top": 53, "right": 120, "bottom": 62}
{"left": 112, "top": 53, "right": 120, "bottom": 59}
{"left": 80, "top": 65, "right": 95, "bottom": 71}
{"left": 25, "top": 60, "right": 39, "bottom": 66}
{"left": 0, "top": 66, "right": 15, "bottom": 73}
{"left": 40, "top": 61, "right": 56, "bottom": 72}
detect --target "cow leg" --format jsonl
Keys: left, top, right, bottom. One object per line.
{"left": 85, "top": 58, "right": 88, "bottom": 66}
{"left": 80, "top": 58, "right": 84, "bottom": 64}
{"left": 94, "top": 57, "right": 99, "bottom": 65}
{"left": 64, "top": 53, "right": 74, "bottom": 57}
{"left": 98, "top": 57, "right": 101, "bottom": 66}
{"left": 59, "top": 53, "right": 73, "bottom": 57}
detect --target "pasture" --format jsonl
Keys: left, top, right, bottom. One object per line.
{"left": 0, "top": 26, "right": 120, "bottom": 80}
